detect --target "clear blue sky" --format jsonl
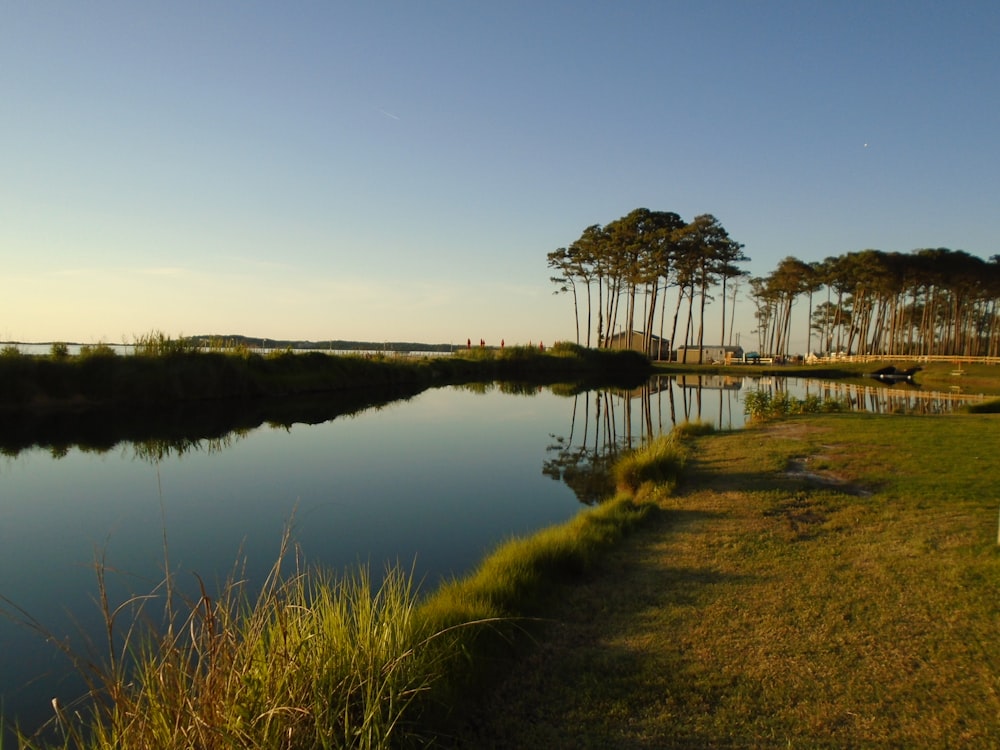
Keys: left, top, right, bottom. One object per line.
{"left": 2, "top": 1, "right": 997, "bottom": 349}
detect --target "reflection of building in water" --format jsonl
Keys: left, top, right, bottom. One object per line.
{"left": 623, "top": 374, "right": 674, "bottom": 398}
{"left": 676, "top": 375, "right": 743, "bottom": 391}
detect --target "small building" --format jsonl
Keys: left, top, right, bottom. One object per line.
{"left": 673, "top": 344, "right": 745, "bottom": 364}
{"left": 606, "top": 330, "right": 670, "bottom": 360}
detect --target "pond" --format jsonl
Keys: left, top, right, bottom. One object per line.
{"left": 0, "top": 373, "right": 980, "bottom": 738}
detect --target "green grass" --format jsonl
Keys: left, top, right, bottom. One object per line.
{"left": 422, "top": 493, "right": 659, "bottom": 627}
{"left": 456, "top": 411, "right": 1000, "bottom": 747}
{"left": 408, "top": 492, "right": 662, "bottom": 735}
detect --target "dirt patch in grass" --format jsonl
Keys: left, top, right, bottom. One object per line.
{"left": 785, "top": 456, "right": 872, "bottom": 496}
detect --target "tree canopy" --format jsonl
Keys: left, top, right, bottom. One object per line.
{"left": 548, "top": 208, "right": 747, "bottom": 362}
{"left": 779, "top": 248, "right": 1000, "bottom": 358}
{"left": 551, "top": 212, "right": 999, "bottom": 359}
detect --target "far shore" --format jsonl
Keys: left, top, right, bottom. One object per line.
{"left": 0, "top": 340, "right": 652, "bottom": 412}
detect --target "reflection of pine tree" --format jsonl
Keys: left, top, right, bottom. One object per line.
{"left": 544, "top": 377, "right": 750, "bottom": 504}
{"left": 543, "top": 386, "right": 656, "bottom": 505}
{"left": 542, "top": 436, "right": 616, "bottom": 506}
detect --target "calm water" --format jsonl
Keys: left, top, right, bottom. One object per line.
{"left": 0, "top": 374, "right": 979, "bottom": 737}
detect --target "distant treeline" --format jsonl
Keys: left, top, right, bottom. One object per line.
{"left": 0, "top": 336, "right": 457, "bottom": 353}
{"left": 193, "top": 335, "right": 456, "bottom": 352}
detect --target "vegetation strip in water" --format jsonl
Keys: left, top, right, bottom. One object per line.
{"left": 0, "top": 337, "right": 650, "bottom": 411}
{"left": 9, "top": 425, "right": 697, "bottom": 748}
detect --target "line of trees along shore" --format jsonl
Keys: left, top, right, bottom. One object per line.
{"left": 550, "top": 208, "right": 1000, "bottom": 359}
{"left": 758, "top": 249, "right": 1000, "bottom": 359}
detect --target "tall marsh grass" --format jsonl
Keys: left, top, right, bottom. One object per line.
{"left": 48, "top": 343, "right": 70, "bottom": 360}
{"left": 17, "top": 545, "right": 444, "bottom": 749}
{"left": 131, "top": 331, "right": 202, "bottom": 357}
{"left": 78, "top": 343, "right": 116, "bottom": 359}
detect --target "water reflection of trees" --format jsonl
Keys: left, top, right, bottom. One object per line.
{"left": 753, "top": 377, "right": 982, "bottom": 415}
{"left": 544, "top": 375, "right": 746, "bottom": 505}
{"left": 544, "top": 374, "right": 982, "bottom": 504}
{"left": 0, "top": 385, "right": 424, "bottom": 461}
{"left": 452, "top": 381, "right": 544, "bottom": 396}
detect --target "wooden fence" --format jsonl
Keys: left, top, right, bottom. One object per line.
{"left": 809, "top": 354, "right": 1000, "bottom": 366}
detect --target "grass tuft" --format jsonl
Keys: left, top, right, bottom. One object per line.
{"left": 612, "top": 424, "right": 702, "bottom": 494}
{"left": 670, "top": 420, "right": 716, "bottom": 439}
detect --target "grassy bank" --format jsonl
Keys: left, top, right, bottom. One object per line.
{"left": 0, "top": 339, "right": 650, "bottom": 411}
{"left": 653, "top": 358, "right": 1000, "bottom": 396}
{"left": 13, "top": 430, "right": 693, "bottom": 749}
{"left": 459, "top": 411, "right": 1000, "bottom": 747}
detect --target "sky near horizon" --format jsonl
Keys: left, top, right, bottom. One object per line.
{"left": 2, "top": 2, "right": 998, "bottom": 350}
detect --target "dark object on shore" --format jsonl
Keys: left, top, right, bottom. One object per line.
{"left": 867, "top": 365, "right": 922, "bottom": 383}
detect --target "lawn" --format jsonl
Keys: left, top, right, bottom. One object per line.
{"left": 456, "top": 412, "right": 1000, "bottom": 748}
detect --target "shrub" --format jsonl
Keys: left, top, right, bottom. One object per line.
{"left": 548, "top": 341, "right": 585, "bottom": 357}
{"left": 79, "top": 343, "right": 117, "bottom": 359}
{"left": 744, "top": 389, "right": 846, "bottom": 421}
{"left": 965, "top": 398, "right": 1000, "bottom": 414}
{"left": 49, "top": 342, "right": 70, "bottom": 360}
